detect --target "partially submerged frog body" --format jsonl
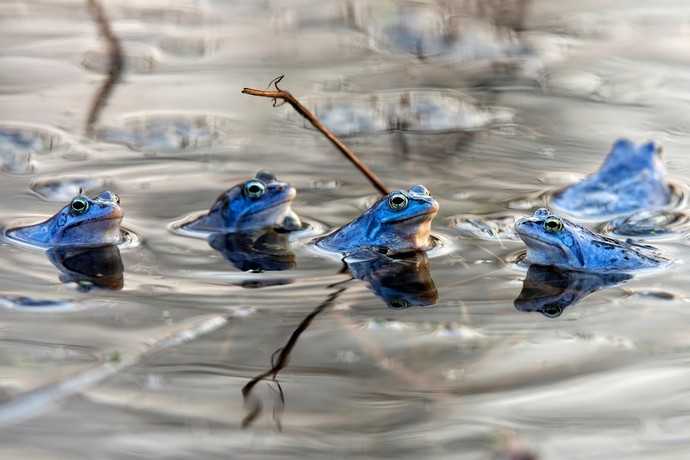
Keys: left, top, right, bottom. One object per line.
{"left": 515, "top": 208, "right": 669, "bottom": 273}
{"left": 185, "top": 171, "right": 301, "bottom": 233}
{"left": 315, "top": 185, "right": 439, "bottom": 255}
{"left": 514, "top": 264, "right": 631, "bottom": 318}
{"left": 552, "top": 139, "right": 672, "bottom": 218}
{"left": 6, "top": 191, "right": 123, "bottom": 248}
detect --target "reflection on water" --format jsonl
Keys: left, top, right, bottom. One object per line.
{"left": 4, "top": 0, "right": 690, "bottom": 459}
{"left": 0, "top": 124, "right": 64, "bottom": 174}
{"left": 514, "top": 264, "right": 630, "bottom": 317}
{"left": 47, "top": 245, "right": 124, "bottom": 291}
{"left": 345, "top": 249, "right": 437, "bottom": 308}
{"left": 304, "top": 89, "right": 511, "bottom": 137}
{"left": 208, "top": 230, "right": 295, "bottom": 272}
{"left": 95, "top": 112, "right": 236, "bottom": 153}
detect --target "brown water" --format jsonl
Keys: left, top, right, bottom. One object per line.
{"left": 2, "top": 1, "right": 690, "bottom": 458}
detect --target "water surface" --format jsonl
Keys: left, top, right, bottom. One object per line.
{"left": 2, "top": 1, "right": 690, "bottom": 459}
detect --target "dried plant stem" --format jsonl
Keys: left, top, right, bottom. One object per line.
{"left": 85, "top": 0, "right": 124, "bottom": 136}
{"left": 242, "top": 76, "right": 389, "bottom": 196}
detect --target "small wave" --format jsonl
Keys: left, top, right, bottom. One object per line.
{"left": 0, "top": 122, "right": 71, "bottom": 175}
{"left": 30, "top": 176, "right": 110, "bottom": 202}
{"left": 0, "top": 296, "right": 76, "bottom": 312}
{"left": 447, "top": 214, "right": 519, "bottom": 241}
{"left": 93, "top": 111, "right": 236, "bottom": 153}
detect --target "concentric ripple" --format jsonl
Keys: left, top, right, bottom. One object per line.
{"left": 601, "top": 210, "right": 690, "bottom": 240}
{"left": 447, "top": 214, "right": 519, "bottom": 241}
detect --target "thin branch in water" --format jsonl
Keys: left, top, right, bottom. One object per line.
{"left": 85, "top": 0, "right": 124, "bottom": 136}
{"left": 241, "top": 285, "right": 349, "bottom": 429}
{"left": 242, "top": 76, "right": 389, "bottom": 196}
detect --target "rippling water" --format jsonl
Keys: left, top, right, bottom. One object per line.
{"left": 3, "top": 1, "right": 690, "bottom": 458}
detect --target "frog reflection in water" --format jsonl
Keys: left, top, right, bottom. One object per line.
{"left": 315, "top": 185, "right": 439, "bottom": 255}
{"left": 208, "top": 230, "right": 295, "bottom": 272}
{"left": 185, "top": 171, "right": 301, "bottom": 233}
{"left": 6, "top": 191, "right": 123, "bottom": 248}
{"left": 514, "top": 264, "right": 630, "bottom": 318}
{"left": 48, "top": 245, "right": 124, "bottom": 290}
{"left": 552, "top": 139, "right": 672, "bottom": 218}
{"left": 515, "top": 208, "right": 668, "bottom": 273}
{"left": 345, "top": 248, "right": 437, "bottom": 308}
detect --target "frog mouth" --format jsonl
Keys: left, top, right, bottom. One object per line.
{"left": 392, "top": 210, "right": 437, "bottom": 224}
{"left": 521, "top": 234, "right": 569, "bottom": 260}
{"left": 65, "top": 210, "right": 123, "bottom": 229}
{"left": 244, "top": 199, "right": 293, "bottom": 216}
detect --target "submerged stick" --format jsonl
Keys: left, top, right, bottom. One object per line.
{"left": 85, "top": 0, "right": 124, "bottom": 136}
{"left": 242, "top": 76, "right": 389, "bottom": 196}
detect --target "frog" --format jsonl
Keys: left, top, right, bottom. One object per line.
{"left": 515, "top": 208, "right": 669, "bottom": 273}
{"left": 315, "top": 185, "right": 439, "bottom": 255}
{"left": 184, "top": 171, "right": 302, "bottom": 233}
{"left": 551, "top": 139, "right": 672, "bottom": 218}
{"left": 6, "top": 191, "right": 123, "bottom": 248}
{"left": 514, "top": 264, "right": 631, "bottom": 318}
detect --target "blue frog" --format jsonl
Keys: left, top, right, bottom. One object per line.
{"left": 315, "top": 185, "right": 439, "bottom": 255}
{"left": 6, "top": 191, "right": 123, "bottom": 248}
{"left": 515, "top": 208, "right": 668, "bottom": 273}
{"left": 551, "top": 139, "right": 672, "bottom": 218}
{"left": 185, "top": 171, "right": 301, "bottom": 233}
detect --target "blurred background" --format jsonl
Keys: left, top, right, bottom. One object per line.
{"left": 2, "top": 1, "right": 690, "bottom": 459}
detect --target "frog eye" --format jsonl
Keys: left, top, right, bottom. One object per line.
{"left": 70, "top": 196, "right": 90, "bottom": 215}
{"left": 388, "top": 192, "right": 409, "bottom": 211}
{"left": 244, "top": 180, "right": 266, "bottom": 199}
{"left": 543, "top": 216, "right": 563, "bottom": 233}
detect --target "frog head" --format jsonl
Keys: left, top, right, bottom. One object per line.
{"left": 189, "top": 171, "right": 301, "bottom": 232}
{"left": 317, "top": 185, "right": 439, "bottom": 254}
{"left": 8, "top": 191, "right": 123, "bottom": 248}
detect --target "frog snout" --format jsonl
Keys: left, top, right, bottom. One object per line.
{"left": 514, "top": 217, "right": 537, "bottom": 235}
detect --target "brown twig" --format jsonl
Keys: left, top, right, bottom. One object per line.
{"left": 85, "top": 0, "right": 124, "bottom": 136}
{"left": 242, "top": 76, "right": 389, "bottom": 196}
